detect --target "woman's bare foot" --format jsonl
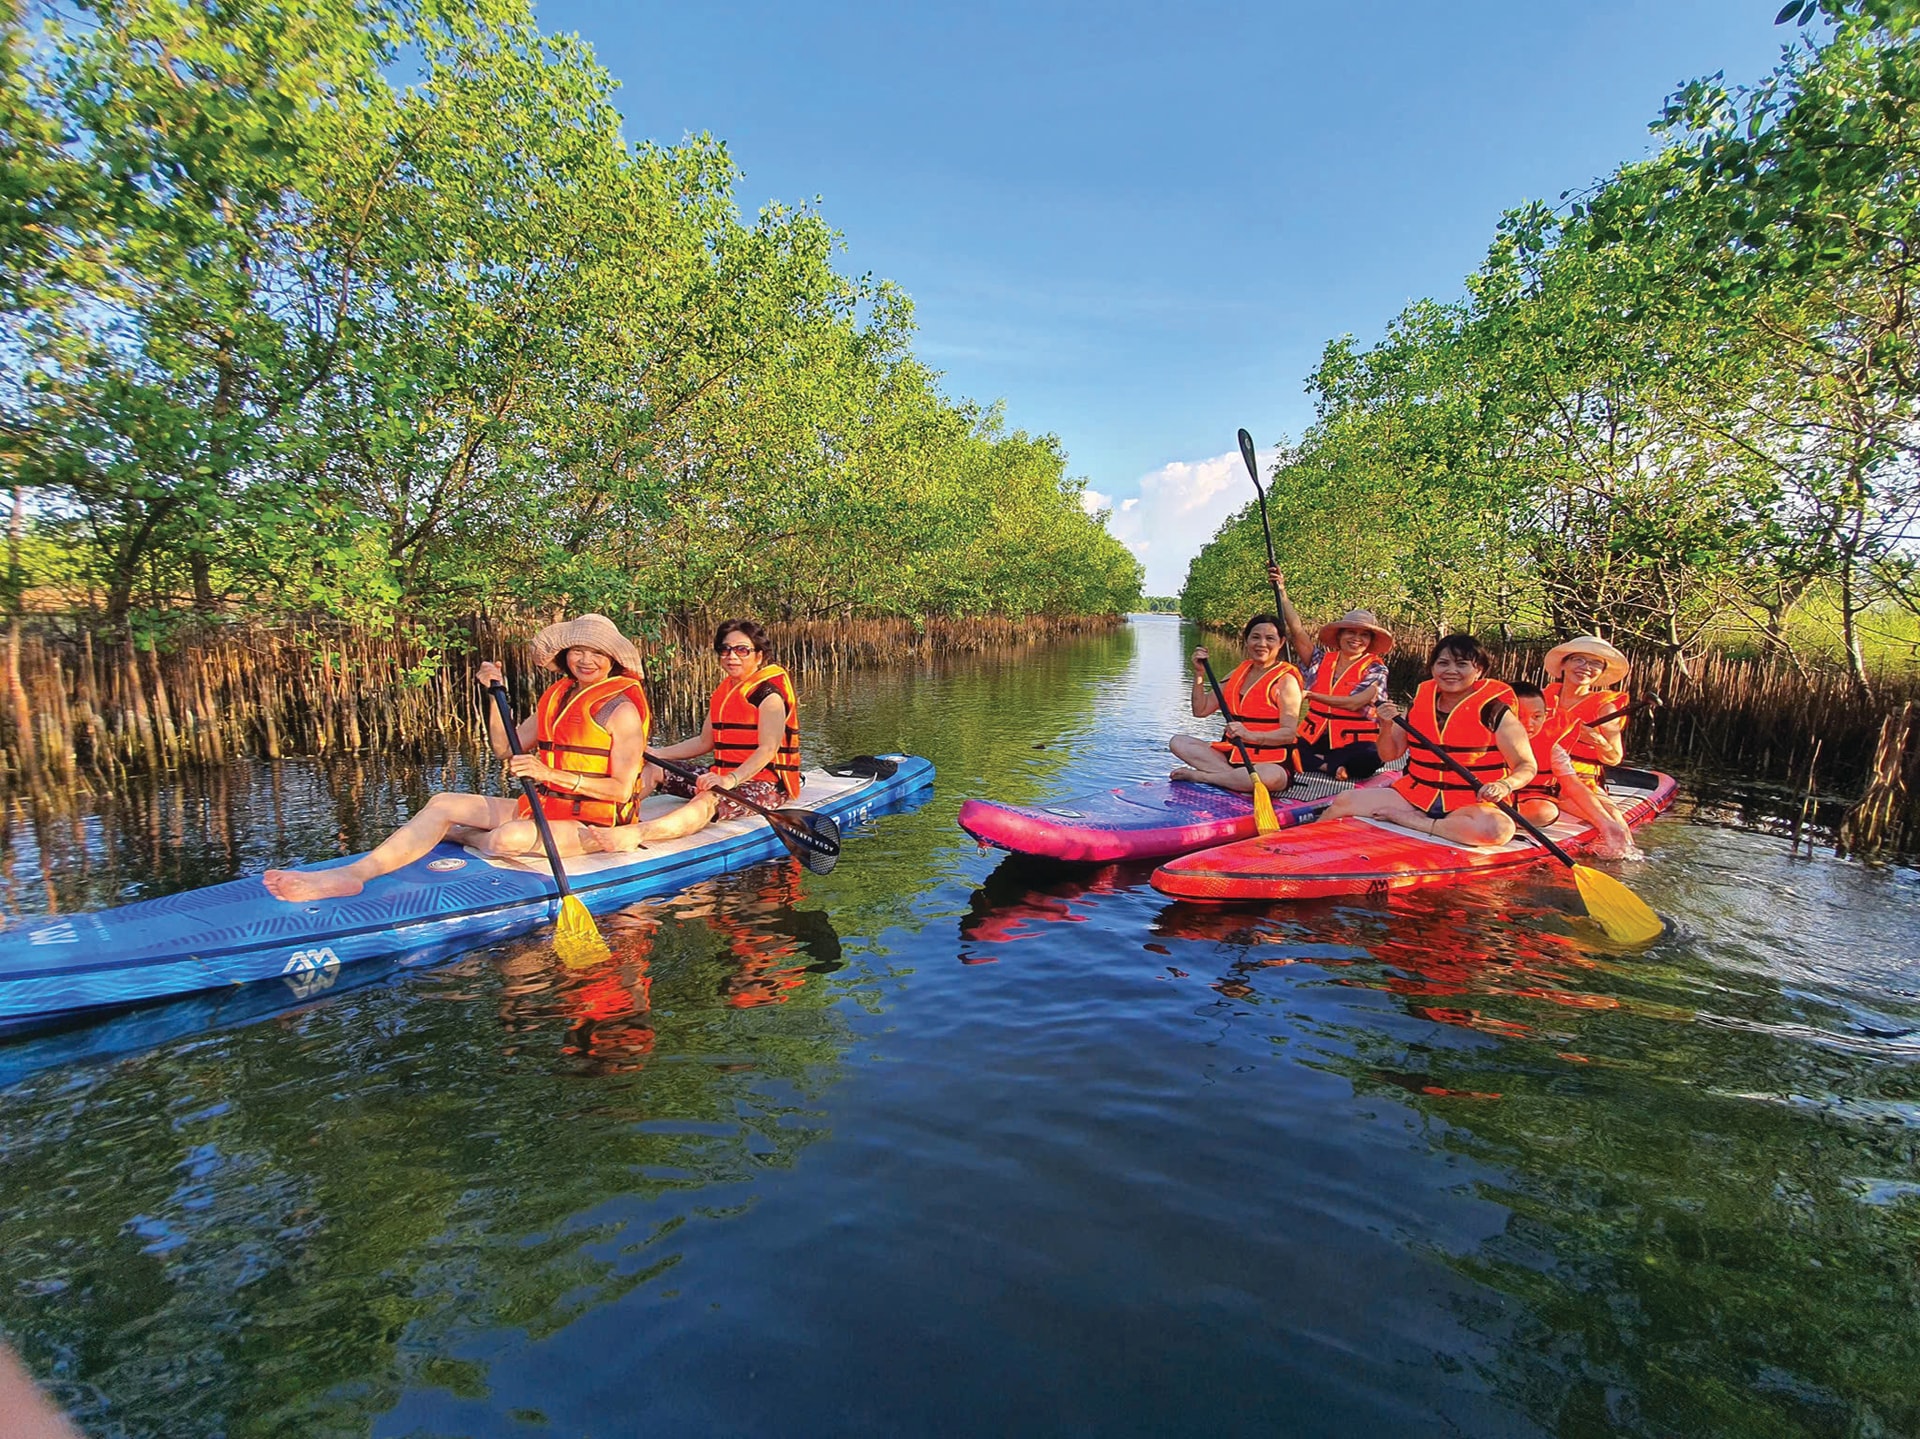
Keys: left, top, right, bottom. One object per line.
{"left": 1170, "top": 767, "right": 1203, "bottom": 784}
{"left": 579, "top": 824, "right": 643, "bottom": 854}
{"left": 263, "top": 867, "right": 366, "bottom": 902}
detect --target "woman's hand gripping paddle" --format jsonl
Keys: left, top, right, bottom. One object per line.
{"left": 487, "top": 683, "right": 612, "bottom": 970}
{"left": 1392, "top": 714, "right": 1664, "bottom": 945}
{"left": 646, "top": 751, "right": 842, "bottom": 874}
{"left": 1237, "top": 428, "right": 1297, "bottom": 668}
{"left": 1198, "top": 656, "right": 1282, "bottom": 835}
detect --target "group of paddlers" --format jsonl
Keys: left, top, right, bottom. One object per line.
{"left": 264, "top": 614, "right": 800, "bottom": 903}
{"left": 1169, "top": 566, "right": 1637, "bottom": 858}
{"left": 258, "top": 576, "right": 1641, "bottom": 907}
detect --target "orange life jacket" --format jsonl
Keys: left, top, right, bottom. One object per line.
{"left": 1298, "top": 649, "right": 1381, "bottom": 748}
{"left": 1544, "top": 681, "right": 1627, "bottom": 780}
{"left": 710, "top": 664, "right": 801, "bottom": 800}
{"left": 1392, "top": 677, "right": 1518, "bottom": 813}
{"left": 521, "top": 675, "right": 651, "bottom": 826}
{"left": 1518, "top": 709, "right": 1580, "bottom": 798}
{"left": 1209, "top": 658, "right": 1301, "bottom": 769}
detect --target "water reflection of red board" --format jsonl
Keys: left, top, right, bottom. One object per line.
{"left": 1151, "top": 771, "right": 1677, "bottom": 902}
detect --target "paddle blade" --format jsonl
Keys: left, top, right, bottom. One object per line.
{"left": 1252, "top": 776, "right": 1281, "bottom": 835}
{"left": 772, "top": 809, "right": 841, "bottom": 875}
{"left": 554, "top": 893, "right": 612, "bottom": 969}
{"left": 1237, "top": 427, "right": 1260, "bottom": 485}
{"left": 1573, "top": 865, "right": 1664, "bottom": 945}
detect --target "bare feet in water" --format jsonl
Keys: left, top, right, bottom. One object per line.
{"left": 1587, "top": 838, "right": 1641, "bottom": 862}
{"left": 262, "top": 867, "right": 366, "bottom": 902}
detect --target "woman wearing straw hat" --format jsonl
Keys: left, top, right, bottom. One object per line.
{"left": 264, "top": 615, "right": 649, "bottom": 902}
{"left": 1267, "top": 565, "right": 1392, "bottom": 779}
{"left": 1543, "top": 635, "right": 1631, "bottom": 785}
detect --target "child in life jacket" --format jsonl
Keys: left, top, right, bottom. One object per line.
{"left": 1510, "top": 681, "right": 1636, "bottom": 860}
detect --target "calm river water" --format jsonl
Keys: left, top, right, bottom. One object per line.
{"left": 1, "top": 615, "right": 1916, "bottom": 1437}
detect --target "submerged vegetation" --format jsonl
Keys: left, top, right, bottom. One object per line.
{"left": 0, "top": 0, "right": 1139, "bottom": 655}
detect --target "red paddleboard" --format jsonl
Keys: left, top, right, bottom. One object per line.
{"left": 1150, "top": 770, "right": 1678, "bottom": 902}
{"left": 958, "top": 772, "right": 1390, "bottom": 864}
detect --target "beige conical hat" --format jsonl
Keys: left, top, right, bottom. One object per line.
{"left": 529, "top": 613, "right": 644, "bottom": 675}
{"left": 1544, "top": 634, "right": 1629, "bottom": 687}
{"left": 1315, "top": 610, "right": 1394, "bottom": 658}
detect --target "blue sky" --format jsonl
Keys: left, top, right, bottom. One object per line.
{"left": 534, "top": 0, "right": 1795, "bottom": 593}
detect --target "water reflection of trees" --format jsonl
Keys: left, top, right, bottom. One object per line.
{"left": 0, "top": 868, "right": 853, "bottom": 1436}
{"left": 959, "top": 851, "right": 1920, "bottom": 1433}
{"left": 1180, "top": 891, "right": 1920, "bottom": 1437}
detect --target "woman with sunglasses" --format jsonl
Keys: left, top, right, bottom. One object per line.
{"left": 596, "top": 619, "right": 800, "bottom": 849}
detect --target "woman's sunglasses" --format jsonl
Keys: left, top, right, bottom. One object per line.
{"left": 717, "top": 643, "right": 758, "bottom": 657}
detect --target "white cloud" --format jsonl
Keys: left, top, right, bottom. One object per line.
{"left": 1079, "top": 486, "right": 1112, "bottom": 517}
{"left": 1099, "top": 447, "right": 1276, "bottom": 595}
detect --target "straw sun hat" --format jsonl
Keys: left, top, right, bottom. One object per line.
{"left": 1315, "top": 610, "right": 1395, "bottom": 659}
{"left": 530, "top": 613, "right": 644, "bottom": 676}
{"left": 1544, "top": 634, "right": 1630, "bottom": 687}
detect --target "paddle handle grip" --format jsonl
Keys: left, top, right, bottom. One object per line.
{"left": 1391, "top": 713, "right": 1577, "bottom": 869}
{"left": 1238, "top": 427, "right": 1295, "bottom": 667}
{"left": 1197, "top": 657, "right": 1261, "bottom": 777}
{"left": 488, "top": 682, "right": 577, "bottom": 900}
{"left": 645, "top": 749, "right": 779, "bottom": 823}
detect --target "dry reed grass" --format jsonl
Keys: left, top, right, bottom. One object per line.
{"left": 0, "top": 612, "right": 1121, "bottom": 798}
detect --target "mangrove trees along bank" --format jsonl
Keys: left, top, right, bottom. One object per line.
{"left": 1183, "top": 0, "right": 1920, "bottom": 691}
{"left": 0, "top": 0, "right": 1141, "bottom": 636}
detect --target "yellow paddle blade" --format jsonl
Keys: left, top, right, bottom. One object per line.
{"left": 553, "top": 893, "right": 612, "bottom": 970}
{"left": 1573, "top": 865, "right": 1664, "bottom": 945}
{"left": 1252, "top": 776, "right": 1281, "bottom": 835}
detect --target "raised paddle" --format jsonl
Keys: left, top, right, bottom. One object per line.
{"left": 1391, "top": 713, "right": 1664, "bottom": 945}
{"left": 1237, "top": 427, "right": 1296, "bottom": 666}
{"left": 645, "top": 751, "right": 841, "bottom": 874}
{"left": 487, "top": 682, "right": 612, "bottom": 970}
{"left": 1197, "top": 655, "right": 1282, "bottom": 834}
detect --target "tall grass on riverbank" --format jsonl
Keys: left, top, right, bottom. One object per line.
{"left": 0, "top": 614, "right": 1122, "bottom": 797}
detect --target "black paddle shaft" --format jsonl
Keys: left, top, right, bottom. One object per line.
{"left": 645, "top": 750, "right": 839, "bottom": 858}
{"left": 1197, "top": 656, "right": 1262, "bottom": 777}
{"left": 1237, "top": 428, "right": 1295, "bottom": 666}
{"left": 1391, "top": 713, "right": 1578, "bottom": 869}
{"left": 487, "top": 682, "right": 579, "bottom": 900}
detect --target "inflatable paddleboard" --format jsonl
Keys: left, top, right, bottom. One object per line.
{"left": 1151, "top": 768, "right": 1676, "bottom": 902}
{"left": 958, "top": 771, "right": 1385, "bottom": 863}
{"left": 0, "top": 757, "right": 932, "bottom": 1037}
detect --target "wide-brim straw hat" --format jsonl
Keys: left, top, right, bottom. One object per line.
{"left": 1315, "top": 610, "right": 1394, "bottom": 659}
{"left": 1544, "top": 634, "right": 1630, "bottom": 687}
{"left": 530, "top": 613, "right": 644, "bottom": 676}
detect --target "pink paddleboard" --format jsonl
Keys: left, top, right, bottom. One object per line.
{"left": 958, "top": 772, "right": 1384, "bottom": 863}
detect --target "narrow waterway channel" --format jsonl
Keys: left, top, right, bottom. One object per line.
{"left": 1, "top": 615, "right": 1915, "bottom": 1436}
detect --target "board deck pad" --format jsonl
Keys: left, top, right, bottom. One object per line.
{"left": 1151, "top": 771, "right": 1677, "bottom": 902}
{"left": 958, "top": 770, "right": 1383, "bottom": 863}
{"left": 0, "top": 757, "right": 933, "bottom": 1038}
